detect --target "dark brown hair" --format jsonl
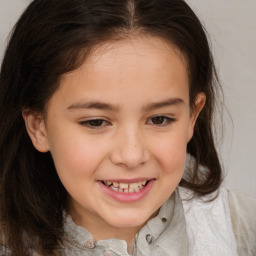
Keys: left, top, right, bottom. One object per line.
{"left": 0, "top": 0, "right": 222, "bottom": 255}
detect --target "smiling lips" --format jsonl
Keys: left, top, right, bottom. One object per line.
{"left": 99, "top": 179, "right": 154, "bottom": 202}
{"left": 103, "top": 180, "right": 148, "bottom": 193}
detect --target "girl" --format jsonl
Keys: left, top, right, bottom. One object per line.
{"left": 0, "top": 0, "right": 255, "bottom": 255}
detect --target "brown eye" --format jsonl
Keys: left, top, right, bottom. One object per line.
{"left": 148, "top": 116, "right": 176, "bottom": 126}
{"left": 151, "top": 116, "right": 165, "bottom": 125}
{"left": 87, "top": 119, "right": 104, "bottom": 127}
{"left": 80, "top": 119, "right": 108, "bottom": 129}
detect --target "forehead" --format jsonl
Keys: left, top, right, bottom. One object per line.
{"left": 86, "top": 35, "right": 187, "bottom": 68}
{"left": 52, "top": 36, "right": 189, "bottom": 109}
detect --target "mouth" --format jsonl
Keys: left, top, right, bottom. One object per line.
{"left": 101, "top": 180, "right": 149, "bottom": 193}
{"left": 98, "top": 178, "right": 155, "bottom": 202}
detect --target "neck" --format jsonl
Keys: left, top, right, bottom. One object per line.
{"left": 68, "top": 204, "right": 142, "bottom": 253}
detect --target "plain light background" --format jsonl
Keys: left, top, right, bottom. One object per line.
{"left": 0, "top": 0, "right": 255, "bottom": 197}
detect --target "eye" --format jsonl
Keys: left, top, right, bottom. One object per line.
{"left": 79, "top": 119, "right": 109, "bottom": 129}
{"left": 148, "top": 116, "right": 176, "bottom": 126}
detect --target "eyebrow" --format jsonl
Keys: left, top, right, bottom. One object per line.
{"left": 143, "top": 98, "right": 185, "bottom": 111}
{"left": 66, "top": 98, "right": 184, "bottom": 112}
{"left": 67, "top": 101, "right": 120, "bottom": 112}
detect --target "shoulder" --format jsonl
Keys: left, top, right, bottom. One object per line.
{"left": 228, "top": 189, "right": 256, "bottom": 218}
{"left": 228, "top": 190, "right": 256, "bottom": 256}
{"left": 178, "top": 187, "right": 238, "bottom": 255}
{"left": 179, "top": 187, "right": 256, "bottom": 255}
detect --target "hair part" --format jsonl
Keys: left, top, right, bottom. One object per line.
{"left": 0, "top": 0, "right": 222, "bottom": 254}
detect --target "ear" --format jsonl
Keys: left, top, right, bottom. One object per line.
{"left": 187, "top": 93, "right": 206, "bottom": 142}
{"left": 22, "top": 110, "right": 50, "bottom": 152}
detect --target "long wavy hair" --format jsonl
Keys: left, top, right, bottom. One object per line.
{"left": 0, "top": 0, "right": 222, "bottom": 255}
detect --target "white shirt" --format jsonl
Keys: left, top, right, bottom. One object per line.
{"left": 62, "top": 187, "right": 256, "bottom": 256}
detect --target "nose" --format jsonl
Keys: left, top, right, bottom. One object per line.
{"left": 109, "top": 126, "right": 150, "bottom": 169}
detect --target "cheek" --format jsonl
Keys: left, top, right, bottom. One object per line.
{"left": 47, "top": 126, "right": 106, "bottom": 178}
{"left": 151, "top": 129, "right": 188, "bottom": 175}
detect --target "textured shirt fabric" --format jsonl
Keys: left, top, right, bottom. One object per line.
{"left": 62, "top": 189, "right": 188, "bottom": 256}
{"left": 62, "top": 187, "right": 256, "bottom": 256}
{"left": 179, "top": 187, "right": 237, "bottom": 256}
{"left": 228, "top": 190, "right": 256, "bottom": 256}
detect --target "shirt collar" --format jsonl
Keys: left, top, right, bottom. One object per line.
{"left": 63, "top": 189, "right": 188, "bottom": 255}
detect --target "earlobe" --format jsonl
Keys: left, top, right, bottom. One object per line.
{"left": 187, "top": 93, "right": 206, "bottom": 142}
{"left": 22, "top": 110, "right": 50, "bottom": 152}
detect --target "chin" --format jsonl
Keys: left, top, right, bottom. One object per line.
{"left": 105, "top": 212, "right": 150, "bottom": 229}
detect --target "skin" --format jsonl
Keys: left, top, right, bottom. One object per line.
{"left": 23, "top": 36, "right": 205, "bottom": 250}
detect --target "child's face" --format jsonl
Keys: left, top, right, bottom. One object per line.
{"left": 25, "top": 36, "right": 204, "bottom": 233}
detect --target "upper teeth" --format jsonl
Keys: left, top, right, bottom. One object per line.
{"left": 103, "top": 180, "right": 147, "bottom": 193}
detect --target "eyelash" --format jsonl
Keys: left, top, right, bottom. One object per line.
{"left": 79, "top": 119, "right": 109, "bottom": 129}
{"left": 79, "top": 116, "right": 176, "bottom": 129}
{"left": 148, "top": 116, "right": 176, "bottom": 126}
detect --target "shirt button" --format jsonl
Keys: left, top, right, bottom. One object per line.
{"left": 84, "top": 239, "right": 96, "bottom": 249}
{"left": 161, "top": 217, "right": 167, "bottom": 223}
{"left": 146, "top": 234, "right": 153, "bottom": 244}
{"left": 104, "top": 250, "right": 113, "bottom": 256}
